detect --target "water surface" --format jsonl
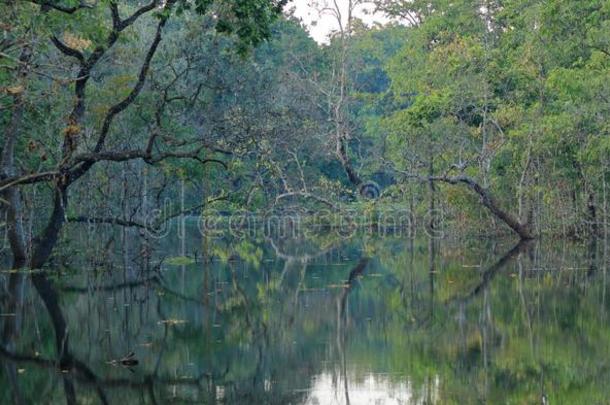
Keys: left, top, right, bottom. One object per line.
{"left": 1, "top": 232, "right": 609, "bottom": 404}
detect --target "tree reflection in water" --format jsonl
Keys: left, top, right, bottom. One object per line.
{"left": 1, "top": 235, "right": 610, "bottom": 404}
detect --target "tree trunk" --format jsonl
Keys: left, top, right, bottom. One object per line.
{"left": 29, "top": 188, "right": 68, "bottom": 269}
{"left": 337, "top": 137, "right": 361, "bottom": 186}
{"left": 0, "top": 45, "right": 31, "bottom": 269}
{"left": 428, "top": 159, "right": 436, "bottom": 233}
{"left": 587, "top": 190, "right": 598, "bottom": 236}
{"left": 434, "top": 175, "right": 534, "bottom": 240}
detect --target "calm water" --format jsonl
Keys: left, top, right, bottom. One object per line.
{"left": 1, "top": 227, "right": 610, "bottom": 404}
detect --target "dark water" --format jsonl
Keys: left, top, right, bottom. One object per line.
{"left": 1, "top": 229, "right": 610, "bottom": 404}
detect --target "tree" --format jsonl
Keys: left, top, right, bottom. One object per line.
{"left": 374, "top": 0, "right": 609, "bottom": 239}
{"left": 0, "top": 0, "right": 286, "bottom": 271}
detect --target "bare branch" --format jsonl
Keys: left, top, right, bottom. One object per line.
{"left": 0, "top": 171, "right": 59, "bottom": 193}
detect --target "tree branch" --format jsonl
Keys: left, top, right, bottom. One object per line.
{"left": 394, "top": 167, "right": 534, "bottom": 240}
{"left": 430, "top": 174, "right": 533, "bottom": 239}
{"left": 29, "top": 0, "right": 93, "bottom": 14}
{"left": 50, "top": 36, "right": 85, "bottom": 64}
{"left": 0, "top": 171, "right": 59, "bottom": 193}
{"left": 71, "top": 148, "right": 227, "bottom": 168}
{"left": 93, "top": 3, "right": 172, "bottom": 154}
{"left": 66, "top": 215, "right": 150, "bottom": 229}
{"left": 117, "top": 0, "right": 159, "bottom": 31}
{"left": 68, "top": 0, "right": 175, "bottom": 182}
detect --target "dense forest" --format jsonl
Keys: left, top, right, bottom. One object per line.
{"left": 2, "top": 1, "right": 610, "bottom": 403}
{"left": 1, "top": 0, "right": 609, "bottom": 267}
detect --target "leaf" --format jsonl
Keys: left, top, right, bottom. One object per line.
{"left": 63, "top": 32, "right": 92, "bottom": 51}
{"left": 6, "top": 85, "right": 24, "bottom": 95}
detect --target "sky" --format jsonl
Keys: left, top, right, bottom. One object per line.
{"left": 289, "top": 0, "right": 388, "bottom": 43}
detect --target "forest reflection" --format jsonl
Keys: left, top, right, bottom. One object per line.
{"left": 1, "top": 231, "right": 609, "bottom": 404}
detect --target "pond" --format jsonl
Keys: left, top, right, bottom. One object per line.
{"left": 1, "top": 225, "right": 609, "bottom": 404}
